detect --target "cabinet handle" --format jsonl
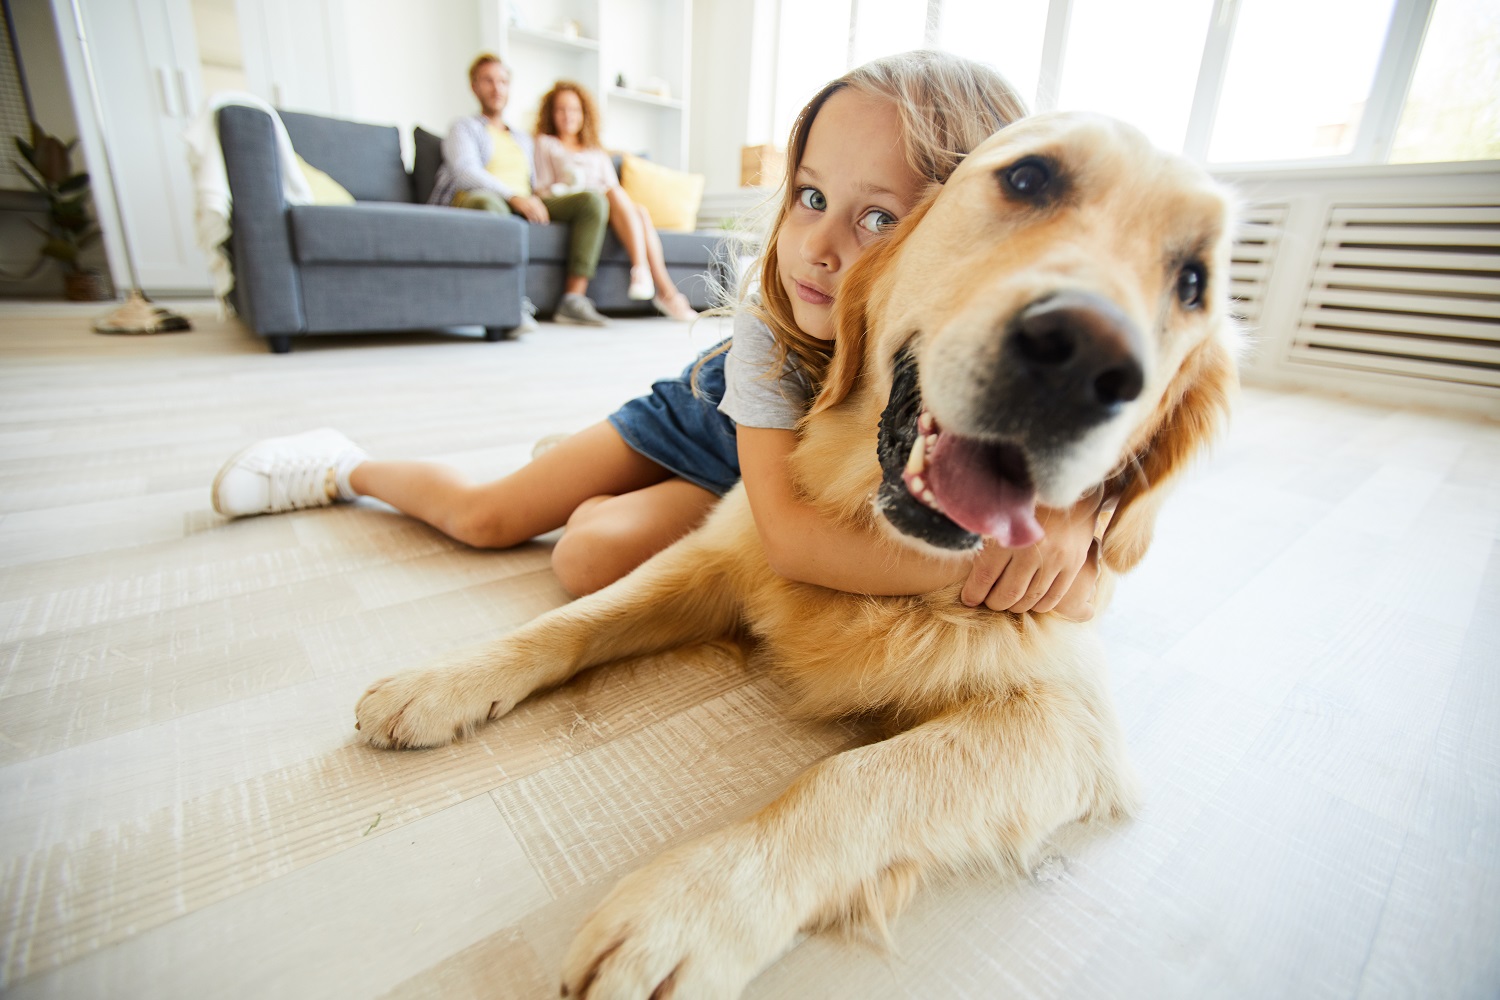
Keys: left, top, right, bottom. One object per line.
{"left": 156, "top": 66, "right": 179, "bottom": 118}
{"left": 175, "top": 68, "right": 196, "bottom": 117}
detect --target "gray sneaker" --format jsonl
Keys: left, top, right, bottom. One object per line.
{"left": 553, "top": 293, "right": 608, "bottom": 327}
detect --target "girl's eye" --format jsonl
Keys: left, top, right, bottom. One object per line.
{"left": 798, "top": 187, "right": 827, "bottom": 211}
{"left": 858, "top": 209, "right": 899, "bottom": 234}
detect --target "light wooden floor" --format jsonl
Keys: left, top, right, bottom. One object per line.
{"left": 0, "top": 302, "right": 1496, "bottom": 999}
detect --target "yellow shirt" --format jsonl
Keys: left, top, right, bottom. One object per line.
{"left": 485, "top": 125, "right": 531, "bottom": 197}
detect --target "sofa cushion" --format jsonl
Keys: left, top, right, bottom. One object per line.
{"left": 526, "top": 223, "right": 720, "bottom": 269}
{"left": 281, "top": 110, "right": 412, "bottom": 203}
{"left": 413, "top": 127, "right": 443, "bottom": 205}
{"left": 620, "top": 154, "right": 704, "bottom": 233}
{"left": 289, "top": 203, "right": 526, "bottom": 266}
{"left": 296, "top": 155, "right": 355, "bottom": 205}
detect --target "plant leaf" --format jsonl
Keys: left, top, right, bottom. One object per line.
{"left": 59, "top": 173, "right": 90, "bottom": 193}
{"left": 34, "top": 136, "right": 70, "bottom": 185}
{"left": 40, "top": 237, "right": 77, "bottom": 263}
{"left": 14, "top": 160, "right": 49, "bottom": 194}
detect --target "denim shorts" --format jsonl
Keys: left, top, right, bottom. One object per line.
{"left": 607, "top": 342, "right": 741, "bottom": 496}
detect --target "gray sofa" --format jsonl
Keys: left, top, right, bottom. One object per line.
{"left": 411, "top": 128, "right": 724, "bottom": 318}
{"left": 218, "top": 107, "right": 722, "bottom": 353}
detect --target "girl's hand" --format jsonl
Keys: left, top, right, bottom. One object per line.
{"left": 960, "top": 494, "right": 1102, "bottom": 618}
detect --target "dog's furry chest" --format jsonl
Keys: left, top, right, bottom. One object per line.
{"left": 697, "top": 494, "right": 1076, "bottom": 721}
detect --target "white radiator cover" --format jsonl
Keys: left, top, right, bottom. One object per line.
{"left": 1215, "top": 161, "right": 1500, "bottom": 417}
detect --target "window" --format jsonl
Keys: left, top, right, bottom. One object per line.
{"left": 1389, "top": 0, "right": 1500, "bottom": 163}
{"left": 765, "top": 0, "right": 1495, "bottom": 169}
{"left": 1208, "top": 0, "right": 1396, "bottom": 163}
{"left": 934, "top": 2, "right": 1050, "bottom": 109}
{"left": 1057, "top": 0, "right": 1216, "bottom": 154}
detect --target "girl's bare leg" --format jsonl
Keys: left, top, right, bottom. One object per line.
{"left": 347, "top": 421, "right": 673, "bottom": 548}
{"left": 550, "top": 477, "right": 719, "bottom": 595}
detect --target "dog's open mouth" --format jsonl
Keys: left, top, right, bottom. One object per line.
{"left": 876, "top": 350, "right": 1043, "bottom": 551}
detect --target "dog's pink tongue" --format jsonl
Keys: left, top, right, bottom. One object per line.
{"left": 924, "top": 433, "right": 1043, "bottom": 547}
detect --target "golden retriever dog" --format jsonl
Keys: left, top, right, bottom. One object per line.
{"left": 354, "top": 111, "right": 1238, "bottom": 999}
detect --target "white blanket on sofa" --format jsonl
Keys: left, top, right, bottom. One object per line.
{"left": 182, "top": 92, "right": 314, "bottom": 303}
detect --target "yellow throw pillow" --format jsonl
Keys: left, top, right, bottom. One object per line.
{"left": 296, "top": 154, "right": 355, "bottom": 205}
{"left": 620, "top": 154, "right": 704, "bottom": 233}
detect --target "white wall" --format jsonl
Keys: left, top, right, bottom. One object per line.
{"left": 338, "top": 0, "right": 484, "bottom": 165}
{"left": 688, "top": 0, "right": 778, "bottom": 193}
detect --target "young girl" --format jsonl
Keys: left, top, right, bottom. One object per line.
{"left": 212, "top": 50, "right": 1102, "bottom": 617}
{"left": 533, "top": 81, "right": 698, "bottom": 322}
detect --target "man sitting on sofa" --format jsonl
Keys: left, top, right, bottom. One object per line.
{"left": 429, "top": 53, "right": 610, "bottom": 326}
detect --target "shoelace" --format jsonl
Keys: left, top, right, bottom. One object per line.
{"left": 266, "top": 458, "right": 334, "bottom": 513}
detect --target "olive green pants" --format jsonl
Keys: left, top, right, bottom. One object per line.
{"left": 453, "top": 189, "right": 608, "bottom": 280}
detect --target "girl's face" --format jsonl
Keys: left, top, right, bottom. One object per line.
{"left": 553, "top": 90, "right": 585, "bottom": 141}
{"left": 776, "top": 89, "right": 923, "bottom": 341}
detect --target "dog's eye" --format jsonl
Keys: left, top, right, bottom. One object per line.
{"left": 1176, "top": 264, "right": 1206, "bottom": 309}
{"left": 1177, "top": 266, "right": 1205, "bottom": 307}
{"left": 1001, "top": 157, "right": 1052, "bottom": 199}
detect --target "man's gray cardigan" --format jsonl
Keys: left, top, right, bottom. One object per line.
{"left": 428, "top": 114, "right": 537, "bottom": 208}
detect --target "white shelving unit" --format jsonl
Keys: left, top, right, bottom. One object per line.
{"left": 496, "top": 0, "right": 691, "bottom": 170}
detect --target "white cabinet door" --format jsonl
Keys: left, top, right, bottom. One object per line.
{"left": 64, "top": 0, "right": 212, "bottom": 294}
{"left": 238, "top": 0, "right": 347, "bottom": 116}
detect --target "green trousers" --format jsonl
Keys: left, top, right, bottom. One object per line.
{"left": 453, "top": 189, "right": 608, "bottom": 280}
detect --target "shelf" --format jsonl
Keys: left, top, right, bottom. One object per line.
{"left": 508, "top": 26, "right": 600, "bottom": 52}
{"left": 609, "top": 86, "right": 683, "bottom": 111}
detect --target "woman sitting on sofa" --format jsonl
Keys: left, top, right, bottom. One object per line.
{"left": 533, "top": 81, "right": 698, "bottom": 322}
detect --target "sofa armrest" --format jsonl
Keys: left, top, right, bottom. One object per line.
{"left": 218, "top": 105, "right": 305, "bottom": 336}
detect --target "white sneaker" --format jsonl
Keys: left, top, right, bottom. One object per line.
{"left": 627, "top": 267, "right": 655, "bottom": 301}
{"left": 212, "top": 428, "right": 368, "bottom": 518}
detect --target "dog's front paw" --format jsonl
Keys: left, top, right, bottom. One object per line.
{"left": 354, "top": 666, "right": 513, "bottom": 749}
{"left": 561, "top": 833, "right": 791, "bottom": 1000}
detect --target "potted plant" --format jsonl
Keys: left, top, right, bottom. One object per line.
{"left": 14, "top": 121, "right": 105, "bottom": 300}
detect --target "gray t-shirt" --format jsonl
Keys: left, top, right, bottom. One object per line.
{"left": 717, "top": 309, "right": 814, "bottom": 430}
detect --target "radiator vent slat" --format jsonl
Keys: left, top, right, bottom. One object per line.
{"left": 1290, "top": 201, "right": 1500, "bottom": 389}
{"left": 1229, "top": 204, "right": 1287, "bottom": 326}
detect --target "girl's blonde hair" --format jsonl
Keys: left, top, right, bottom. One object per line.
{"left": 744, "top": 50, "right": 1027, "bottom": 393}
{"left": 535, "top": 80, "right": 603, "bottom": 150}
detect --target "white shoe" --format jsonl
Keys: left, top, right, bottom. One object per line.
{"left": 628, "top": 267, "right": 655, "bottom": 301}
{"left": 652, "top": 294, "right": 699, "bottom": 322}
{"left": 212, "top": 428, "right": 367, "bottom": 517}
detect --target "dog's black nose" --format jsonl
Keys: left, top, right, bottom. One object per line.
{"left": 1009, "top": 292, "right": 1145, "bottom": 412}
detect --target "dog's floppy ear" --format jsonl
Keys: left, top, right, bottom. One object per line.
{"left": 1099, "top": 334, "right": 1237, "bottom": 574}
{"left": 812, "top": 196, "right": 937, "bottom": 415}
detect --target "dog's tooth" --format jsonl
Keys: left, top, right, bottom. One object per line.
{"left": 911, "top": 475, "right": 926, "bottom": 495}
{"left": 922, "top": 489, "right": 937, "bottom": 506}
{"left": 918, "top": 410, "right": 934, "bottom": 433}
{"left": 906, "top": 435, "right": 925, "bottom": 475}
{"left": 926, "top": 434, "right": 939, "bottom": 450}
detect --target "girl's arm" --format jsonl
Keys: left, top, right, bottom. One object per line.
{"left": 738, "top": 426, "right": 1101, "bottom": 609}
{"left": 738, "top": 425, "right": 966, "bottom": 594}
